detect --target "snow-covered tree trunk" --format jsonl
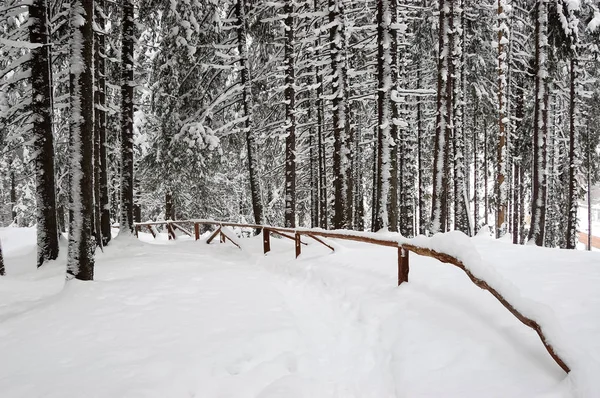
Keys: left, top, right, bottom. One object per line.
{"left": 313, "top": 0, "right": 328, "bottom": 229}
{"left": 452, "top": 0, "right": 470, "bottom": 236}
{"left": 97, "top": 0, "right": 110, "bottom": 246}
{"left": 93, "top": 0, "right": 104, "bottom": 248}
{"left": 496, "top": 0, "right": 509, "bottom": 238}
{"left": 374, "top": 0, "right": 396, "bottom": 232}
{"left": 236, "top": 0, "right": 263, "bottom": 229}
{"left": 431, "top": 0, "right": 452, "bottom": 234}
{"left": 473, "top": 95, "right": 479, "bottom": 234}
{"left": 416, "top": 64, "right": 427, "bottom": 235}
{"left": 120, "top": 0, "right": 135, "bottom": 235}
{"left": 565, "top": 10, "right": 580, "bottom": 249}
{"left": 528, "top": 0, "right": 549, "bottom": 246}
{"left": 283, "top": 0, "right": 296, "bottom": 228}
{"left": 29, "top": 0, "right": 60, "bottom": 267}
{"left": 329, "top": 0, "right": 352, "bottom": 229}
{"left": 67, "top": 0, "right": 95, "bottom": 281}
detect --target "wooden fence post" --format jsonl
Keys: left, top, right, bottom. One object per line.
{"left": 194, "top": 223, "right": 200, "bottom": 241}
{"left": 398, "top": 247, "right": 409, "bottom": 286}
{"left": 263, "top": 228, "right": 271, "bottom": 254}
{"left": 295, "top": 232, "right": 301, "bottom": 258}
{"left": 167, "top": 222, "right": 176, "bottom": 240}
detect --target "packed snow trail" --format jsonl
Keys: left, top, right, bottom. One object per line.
{"left": 1, "top": 228, "right": 598, "bottom": 397}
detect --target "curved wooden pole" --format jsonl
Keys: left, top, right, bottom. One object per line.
{"left": 402, "top": 243, "right": 570, "bottom": 374}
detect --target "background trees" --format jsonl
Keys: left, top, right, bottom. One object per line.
{"left": 1, "top": 0, "right": 600, "bottom": 280}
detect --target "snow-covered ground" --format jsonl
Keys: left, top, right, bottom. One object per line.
{"left": 1, "top": 227, "right": 599, "bottom": 397}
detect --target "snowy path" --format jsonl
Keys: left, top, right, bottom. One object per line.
{"left": 1, "top": 229, "right": 599, "bottom": 397}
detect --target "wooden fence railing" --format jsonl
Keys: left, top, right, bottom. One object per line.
{"left": 134, "top": 219, "right": 570, "bottom": 374}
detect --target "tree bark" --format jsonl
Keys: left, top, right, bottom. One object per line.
{"left": 0, "top": 237, "right": 4, "bottom": 276}
{"left": 236, "top": 0, "right": 263, "bottom": 229}
{"left": 496, "top": 0, "right": 509, "bottom": 237}
{"left": 374, "top": 0, "right": 396, "bottom": 231}
{"left": 565, "top": 54, "right": 578, "bottom": 249}
{"left": 528, "top": 0, "right": 548, "bottom": 246}
{"left": 29, "top": 0, "right": 60, "bottom": 267}
{"left": 67, "top": 0, "right": 95, "bottom": 281}
{"left": 283, "top": 0, "right": 296, "bottom": 228}
{"left": 329, "top": 0, "right": 351, "bottom": 229}
{"left": 120, "top": 0, "right": 135, "bottom": 235}
{"left": 95, "top": 0, "right": 110, "bottom": 246}
{"left": 431, "top": 0, "right": 453, "bottom": 234}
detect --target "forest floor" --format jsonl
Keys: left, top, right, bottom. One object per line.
{"left": 1, "top": 227, "right": 600, "bottom": 397}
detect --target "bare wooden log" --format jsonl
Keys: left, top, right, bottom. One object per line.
{"left": 304, "top": 233, "right": 335, "bottom": 252}
{"left": 272, "top": 230, "right": 307, "bottom": 245}
{"left": 171, "top": 222, "right": 192, "bottom": 237}
{"left": 263, "top": 228, "right": 271, "bottom": 254}
{"left": 301, "top": 230, "right": 398, "bottom": 248}
{"left": 194, "top": 223, "right": 200, "bottom": 241}
{"left": 206, "top": 227, "right": 222, "bottom": 244}
{"left": 146, "top": 225, "right": 156, "bottom": 238}
{"left": 221, "top": 233, "right": 241, "bottom": 249}
{"left": 402, "top": 243, "right": 570, "bottom": 374}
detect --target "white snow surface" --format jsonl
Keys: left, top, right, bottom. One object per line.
{"left": 1, "top": 227, "right": 600, "bottom": 397}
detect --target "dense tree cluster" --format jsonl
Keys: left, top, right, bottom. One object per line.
{"left": 1, "top": 0, "right": 599, "bottom": 279}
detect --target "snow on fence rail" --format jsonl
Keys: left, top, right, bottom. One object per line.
{"left": 134, "top": 219, "right": 571, "bottom": 374}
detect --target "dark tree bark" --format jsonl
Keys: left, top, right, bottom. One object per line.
{"left": 528, "top": 0, "right": 548, "bottom": 246}
{"left": 473, "top": 97, "right": 479, "bottom": 234}
{"left": 496, "top": 0, "right": 508, "bottom": 237}
{"left": 329, "top": 0, "right": 351, "bottom": 229}
{"left": 67, "top": 0, "right": 95, "bottom": 281}
{"left": 283, "top": 0, "right": 296, "bottom": 228}
{"left": 10, "top": 170, "right": 17, "bottom": 223}
{"left": 29, "top": 0, "right": 60, "bottom": 267}
{"left": 374, "top": 0, "right": 397, "bottom": 232}
{"left": 417, "top": 65, "right": 427, "bottom": 235}
{"left": 165, "top": 190, "right": 174, "bottom": 220}
{"left": 236, "top": 0, "right": 263, "bottom": 229}
{"left": 95, "top": 0, "right": 110, "bottom": 246}
{"left": 565, "top": 54, "right": 578, "bottom": 249}
{"left": 120, "top": 0, "right": 135, "bottom": 235}
{"left": 431, "top": 0, "right": 452, "bottom": 234}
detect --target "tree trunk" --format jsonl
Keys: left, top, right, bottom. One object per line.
{"left": 29, "top": 0, "right": 60, "bottom": 267}
{"left": 484, "top": 118, "right": 489, "bottom": 226}
{"left": 120, "top": 0, "right": 135, "bottom": 235}
{"left": 528, "top": 0, "right": 548, "bottom": 246}
{"left": 67, "top": 0, "right": 95, "bottom": 281}
{"left": 284, "top": 0, "right": 296, "bottom": 228}
{"left": 565, "top": 54, "right": 578, "bottom": 249}
{"left": 10, "top": 170, "right": 16, "bottom": 223}
{"left": 165, "top": 190, "right": 174, "bottom": 220}
{"left": 236, "top": 0, "right": 263, "bottom": 229}
{"left": 473, "top": 99, "right": 479, "bottom": 234}
{"left": 329, "top": 0, "right": 351, "bottom": 229}
{"left": 98, "top": 0, "right": 111, "bottom": 246}
{"left": 94, "top": 0, "right": 111, "bottom": 247}
{"left": 374, "top": 0, "right": 396, "bottom": 231}
{"left": 452, "top": 0, "right": 470, "bottom": 236}
{"left": 417, "top": 66, "right": 426, "bottom": 235}
{"left": 431, "top": 0, "right": 453, "bottom": 234}
{"left": 496, "top": 0, "right": 509, "bottom": 238}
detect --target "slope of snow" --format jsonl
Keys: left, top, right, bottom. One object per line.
{"left": 1, "top": 227, "right": 599, "bottom": 397}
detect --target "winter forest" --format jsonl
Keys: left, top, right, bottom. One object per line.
{"left": 1, "top": 0, "right": 600, "bottom": 280}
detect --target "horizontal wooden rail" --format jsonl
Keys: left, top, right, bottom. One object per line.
{"left": 133, "top": 219, "right": 570, "bottom": 374}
